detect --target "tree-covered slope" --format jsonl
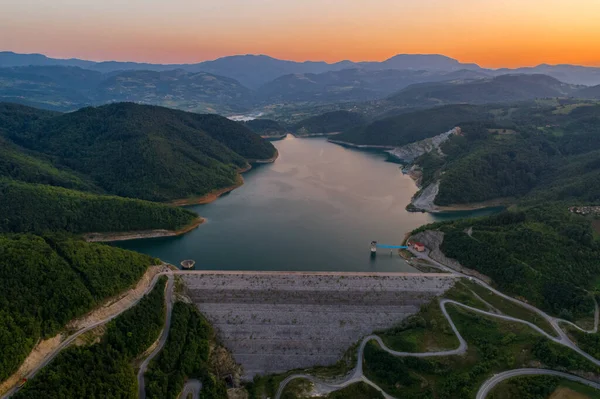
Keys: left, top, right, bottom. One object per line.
{"left": 335, "top": 104, "right": 488, "bottom": 146}
{"left": 293, "top": 110, "right": 366, "bottom": 135}
{"left": 417, "top": 206, "right": 600, "bottom": 320}
{"left": 0, "top": 179, "right": 198, "bottom": 234}
{"left": 14, "top": 276, "right": 167, "bottom": 399}
{"left": 1, "top": 102, "right": 276, "bottom": 201}
{"left": 0, "top": 234, "right": 157, "bottom": 381}
{"left": 409, "top": 103, "right": 600, "bottom": 206}
{"left": 0, "top": 138, "right": 100, "bottom": 192}
{"left": 388, "top": 74, "right": 579, "bottom": 107}
{"left": 243, "top": 119, "right": 287, "bottom": 137}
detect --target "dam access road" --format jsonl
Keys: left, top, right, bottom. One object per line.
{"left": 274, "top": 247, "right": 600, "bottom": 399}
{"left": 5, "top": 265, "right": 599, "bottom": 399}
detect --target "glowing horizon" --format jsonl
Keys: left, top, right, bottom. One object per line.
{"left": 1, "top": 0, "right": 600, "bottom": 68}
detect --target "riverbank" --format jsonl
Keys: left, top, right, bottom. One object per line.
{"left": 83, "top": 217, "right": 205, "bottom": 243}
{"left": 170, "top": 150, "right": 279, "bottom": 207}
{"left": 295, "top": 132, "right": 343, "bottom": 138}
{"left": 328, "top": 139, "right": 395, "bottom": 149}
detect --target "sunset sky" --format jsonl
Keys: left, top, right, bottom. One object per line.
{"left": 1, "top": 0, "right": 599, "bottom": 67}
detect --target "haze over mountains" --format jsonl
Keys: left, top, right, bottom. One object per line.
{"left": 1, "top": 51, "right": 600, "bottom": 114}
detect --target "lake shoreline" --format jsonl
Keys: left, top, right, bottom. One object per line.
{"left": 83, "top": 217, "right": 205, "bottom": 243}
{"left": 170, "top": 150, "right": 279, "bottom": 206}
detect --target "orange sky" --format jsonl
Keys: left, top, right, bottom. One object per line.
{"left": 1, "top": 0, "right": 599, "bottom": 67}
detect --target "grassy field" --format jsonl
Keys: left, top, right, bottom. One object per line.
{"left": 461, "top": 279, "right": 558, "bottom": 337}
{"left": 376, "top": 282, "right": 487, "bottom": 353}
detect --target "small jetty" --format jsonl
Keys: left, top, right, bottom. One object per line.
{"left": 180, "top": 259, "right": 196, "bottom": 269}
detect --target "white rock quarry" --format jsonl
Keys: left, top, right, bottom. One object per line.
{"left": 387, "top": 127, "right": 461, "bottom": 162}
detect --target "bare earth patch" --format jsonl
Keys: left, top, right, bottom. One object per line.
{"left": 549, "top": 386, "right": 593, "bottom": 399}
{"left": 180, "top": 271, "right": 457, "bottom": 379}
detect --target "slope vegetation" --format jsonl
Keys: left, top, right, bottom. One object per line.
{"left": 0, "top": 234, "right": 157, "bottom": 382}
{"left": 0, "top": 179, "right": 197, "bottom": 234}
{"left": 388, "top": 74, "right": 579, "bottom": 107}
{"left": 0, "top": 102, "right": 276, "bottom": 202}
{"left": 335, "top": 104, "right": 488, "bottom": 146}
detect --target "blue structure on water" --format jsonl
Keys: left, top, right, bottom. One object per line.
{"left": 376, "top": 244, "right": 408, "bottom": 249}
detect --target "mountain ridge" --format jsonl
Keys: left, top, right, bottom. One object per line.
{"left": 4, "top": 50, "right": 600, "bottom": 87}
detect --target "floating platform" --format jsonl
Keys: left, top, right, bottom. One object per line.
{"left": 180, "top": 259, "right": 196, "bottom": 269}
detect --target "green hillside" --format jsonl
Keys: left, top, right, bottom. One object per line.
{"left": 335, "top": 104, "right": 488, "bottom": 146}
{"left": 293, "top": 110, "right": 366, "bottom": 135}
{"left": 0, "top": 234, "right": 157, "bottom": 381}
{"left": 410, "top": 103, "right": 600, "bottom": 206}
{"left": 0, "top": 138, "right": 99, "bottom": 192}
{"left": 13, "top": 277, "right": 167, "bottom": 399}
{"left": 0, "top": 102, "right": 276, "bottom": 202}
{"left": 388, "top": 74, "right": 579, "bottom": 107}
{"left": 0, "top": 179, "right": 198, "bottom": 234}
{"left": 243, "top": 119, "right": 287, "bottom": 136}
{"left": 415, "top": 205, "right": 600, "bottom": 320}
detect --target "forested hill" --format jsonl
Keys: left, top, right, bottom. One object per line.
{"left": 293, "top": 111, "right": 366, "bottom": 135}
{"left": 0, "top": 234, "right": 157, "bottom": 381}
{"left": 243, "top": 119, "right": 287, "bottom": 137}
{"left": 407, "top": 101, "right": 600, "bottom": 206}
{"left": 387, "top": 74, "right": 580, "bottom": 107}
{"left": 0, "top": 102, "right": 276, "bottom": 202}
{"left": 334, "top": 104, "right": 487, "bottom": 146}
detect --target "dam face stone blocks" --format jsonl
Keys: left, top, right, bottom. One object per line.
{"left": 180, "top": 271, "right": 457, "bottom": 379}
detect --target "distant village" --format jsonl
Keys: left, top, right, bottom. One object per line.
{"left": 569, "top": 206, "right": 600, "bottom": 216}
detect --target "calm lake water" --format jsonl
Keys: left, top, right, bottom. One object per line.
{"left": 116, "top": 136, "right": 500, "bottom": 272}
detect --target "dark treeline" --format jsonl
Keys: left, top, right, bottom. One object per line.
{"left": 0, "top": 179, "right": 198, "bottom": 234}
{"left": 0, "top": 234, "right": 156, "bottom": 381}
{"left": 0, "top": 102, "right": 275, "bottom": 202}
{"left": 145, "top": 302, "right": 228, "bottom": 399}
{"left": 293, "top": 111, "right": 366, "bottom": 135}
{"left": 14, "top": 276, "right": 167, "bottom": 398}
{"left": 428, "top": 206, "right": 600, "bottom": 319}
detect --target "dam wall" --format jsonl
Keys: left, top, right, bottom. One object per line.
{"left": 179, "top": 271, "right": 458, "bottom": 379}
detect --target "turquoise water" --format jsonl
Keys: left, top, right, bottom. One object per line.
{"left": 116, "top": 136, "right": 500, "bottom": 272}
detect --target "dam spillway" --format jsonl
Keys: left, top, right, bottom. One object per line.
{"left": 178, "top": 270, "right": 458, "bottom": 379}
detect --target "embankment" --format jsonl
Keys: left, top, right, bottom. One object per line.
{"left": 180, "top": 270, "right": 458, "bottom": 379}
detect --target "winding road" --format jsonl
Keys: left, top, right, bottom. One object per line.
{"left": 275, "top": 248, "right": 600, "bottom": 399}
{"left": 476, "top": 369, "right": 600, "bottom": 399}
{"left": 137, "top": 274, "right": 175, "bottom": 399}
{"left": 1, "top": 269, "right": 173, "bottom": 399}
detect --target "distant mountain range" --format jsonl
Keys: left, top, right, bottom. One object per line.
{"left": 1, "top": 51, "right": 600, "bottom": 113}
{"left": 3, "top": 51, "right": 600, "bottom": 87}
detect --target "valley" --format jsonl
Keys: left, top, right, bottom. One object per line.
{"left": 1, "top": 49, "right": 600, "bottom": 399}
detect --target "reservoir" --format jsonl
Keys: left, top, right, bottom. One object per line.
{"left": 116, "top": 136, "right": 499, "bottom": 272}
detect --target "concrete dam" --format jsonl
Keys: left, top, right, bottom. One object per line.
{"left": 179, "top": 271, "right": 459, "bottom": 379}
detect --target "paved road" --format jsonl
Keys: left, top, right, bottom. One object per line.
{"left": 2, "top": 270, "right": 172, "bottom": 399}
{"left": 178, "top": 379, "right": 202, "bottom": 399}
{"left": 275, "top": 249, "right": 600, "bottom": 399}
{"left": 137, "top": 274, "right": 175, "bottom": 399}
{"left": 476, "top": 368, "right": 600, "bottom": 399}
